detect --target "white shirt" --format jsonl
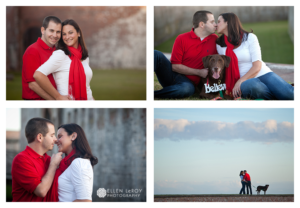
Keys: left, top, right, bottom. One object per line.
{"left": 217, "top": 33, "right": 272, "bottom": 78}
{"left": 37, "top": 49, "right": 93, "bottom": 100}
{"left": 58, "top": 158, "right": 93, "bottom": 202}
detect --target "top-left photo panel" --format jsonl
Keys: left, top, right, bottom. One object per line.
{"left": 6, "top": 6, "right": 146, "bottom": 100}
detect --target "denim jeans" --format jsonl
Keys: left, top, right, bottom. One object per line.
{"left": 154, "top": 50, "right": 195, "bottom": 98}
{"left": 241, "top": 72, "right": 294, "bottom": 100}
{"left": 239, "top": 181, "right": 246, "bottom": 194}
{"left": 245, "top": 181, "right": 252, "bottom": 195}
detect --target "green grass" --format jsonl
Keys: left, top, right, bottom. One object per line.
{"left": 6, "top": 184, "right": 12, "bottom": 202}
{"left": 154, "top": 20, "right": 293, "bottom": 100}
{"left": 6, "top": 69, "right": 146, "bottom": 100}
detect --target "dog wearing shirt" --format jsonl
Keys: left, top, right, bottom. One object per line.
{"left": 198, "top": 54, "right": 232, "bottom": 100}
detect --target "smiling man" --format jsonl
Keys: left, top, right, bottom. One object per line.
{"left": 11, "top": 118, "right": 63, "bottom": 201}
{"left": 22, "top": 16, "right": 68, "bottom": 100}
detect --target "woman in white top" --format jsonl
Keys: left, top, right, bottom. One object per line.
{"left": 216, "top": 13, "right": 294, "bottom": 100}
{"left": 34, "top": 19, "right": 94, "bottom": 100}
{"left": 239, "top": 170, "right": 246, "bottom": 194}
{"left": 47, "top": 123, "right": 98, "bottom": 202}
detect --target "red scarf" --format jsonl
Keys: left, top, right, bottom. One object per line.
{"left": 68, "top": 44, "right": 87, "bottom": 100}
{"left": 46, "top": 148, "right": 77, "bottom": 202}
{"left": 224, "top": 35, "right": 240, "bottom": 96}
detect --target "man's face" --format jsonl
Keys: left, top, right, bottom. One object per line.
{"left": 204, "top": 13, "right": 217, "bottom": 34}
{"left": 41, "top": 123, "right": 57, "bottom": 152}
{"left": 41, "top": 21, "right": 62, "bottom": 47}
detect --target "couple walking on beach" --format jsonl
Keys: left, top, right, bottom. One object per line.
{"left": 239, "top": 170, "right": 252, "bottom": 195}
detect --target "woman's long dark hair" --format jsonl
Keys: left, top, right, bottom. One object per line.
{"left": 216, "top": 13, "right": 253, "bottom": 47}
{"left": 58, "top": 123, "right": 98, "bottom": 167}
{"left": 56, "top": 19, "right": 89, "bottom": 60}
{"left": 239, "top": 170, "right": 244, "bottom": 176}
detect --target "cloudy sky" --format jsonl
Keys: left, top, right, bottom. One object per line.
{"left": 154, "top": 108, "right": 294, "bottom": 195}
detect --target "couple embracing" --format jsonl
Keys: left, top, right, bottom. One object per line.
{"left": 22, "top": 16, "right": 94, "bottom": 100}
{"left": 154, "top": 10, "right": 294, "bottom": 100}
{"left": 239, "top": 170, "right": 252, "bottom": 195}
{"left": 11, "top": 118, "right": 98, "bottom": 202}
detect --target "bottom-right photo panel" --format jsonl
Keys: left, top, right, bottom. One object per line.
{"left": 154, "top": 108, "right": 294, "bottom": 202}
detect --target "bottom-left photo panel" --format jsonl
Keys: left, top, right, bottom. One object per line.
{"left": 6, "top": 108, "right": 146, "bottom": 202}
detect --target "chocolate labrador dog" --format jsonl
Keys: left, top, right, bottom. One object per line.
{"left": 198, "top": 54, "right": 231, "bottom": 100}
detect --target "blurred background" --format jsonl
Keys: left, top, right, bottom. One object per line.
{"left": 6, "top": 6, "right": 146, "bottom": 100}
{"left": 6, "top": 108, "right": 146, "bottom": 202}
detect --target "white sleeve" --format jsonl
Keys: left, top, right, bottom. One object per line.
{"left": 36, "top": 50, "right": 66, "bottom": 76}
{"left": 216, "top": 44, "right": 225, "bottom": 55}
{"left": 248, "top": 33, "right": 262, "bottom": 62}
{"left": 70, "top": 159, "right": 93, "bottom": 200}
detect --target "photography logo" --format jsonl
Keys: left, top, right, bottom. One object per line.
{"left": 97, "top": 188, "right": 107, "bottom": 198}
{"left": 96, "top": 188, "right": 143, "bottom": 198}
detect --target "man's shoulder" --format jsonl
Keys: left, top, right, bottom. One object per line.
{"left": 177, "top": 30, "right": 192, "bottom": 39}
{"left": 12, "top": 150, "right": 32, "bottom": 165}
{"left": 24, "top": 42, "right": 40, "bottom": 56}
{"left": 208, "top": 33, "right": 218, "bottom": 41}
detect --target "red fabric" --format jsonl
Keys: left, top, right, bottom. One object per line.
{"left": 171, "top": 29, "right": 218, "bottom": 85}
{"left": 68, "top": 44, "right": 87, "bottom": 100}
{"left": 22, "top": 37, "right": 57, "bottom": 100}
{"left": 244, "top": 173, "right": 251, "bottom": 181}
{"left": 46, "top": 148, "right": 77, "bottom": 202}
{"left": 11, "top": 146, "right": 50, "bottom": 202}
{"left": 224, "top": 35, "right": 240, "bottom": 96}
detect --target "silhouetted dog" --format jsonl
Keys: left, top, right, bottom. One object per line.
{"left": 198, "top": 54, "right": 231, "bottom": 100}
{"left": 256, "top": 185, "right": 269, "bottom": 195}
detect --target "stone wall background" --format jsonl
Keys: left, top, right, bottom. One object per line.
{"left": 11, "top": 108, "right": 146, "bottom": 202}
{"left": 6, "top": 6, "right": 146, "bottom": 71}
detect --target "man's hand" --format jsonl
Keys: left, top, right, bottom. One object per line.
{"left": 56, "top": 95, "right": 72, "bottom": 100}
{"left": 197, "top": 68, "right": 209, "bottom": 78}
{"left": 50, "top": 152, "right": 63, "bottom": 167}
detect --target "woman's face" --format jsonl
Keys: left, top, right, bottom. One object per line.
{"left": 56, "top": 128, "right": 74, "bottom": 154}
{"left": 217, "top": 16, "right": 228, "bottom": 35}
{"left": 62, "top": 24, "right": 79, "bottom": 48}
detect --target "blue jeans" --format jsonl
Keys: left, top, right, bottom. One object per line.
{"left": 239, "top": 181, "right": 246, "bottom": 194}
{"left": 154, "top": 50, "right": 195, "bottom": 98}
{"left": 245, "top": 181, "right": 252, "bottom": 195}
{"left": 241, "top": 72, "right": 294, "bottom": 100}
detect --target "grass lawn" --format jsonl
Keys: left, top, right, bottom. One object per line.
{"left": 154, "top": 21, "right": 293, "bottom": 100}
{"left": 6, "top": 69, "right": 146, "bottom": 100}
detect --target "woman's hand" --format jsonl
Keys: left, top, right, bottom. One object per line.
{"left": 232, "top": 79, "right": 244, "bottom": 98}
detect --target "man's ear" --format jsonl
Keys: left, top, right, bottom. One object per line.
{"left": 199, "top": 21, "right": 205, "bottom": 28}
{"left": 41, "top": 27, "right": 45, "bottom": 36}
{"left": 36, "top": 133, "right": 43, "bottom": 143}
{"left": 222, "top": 55, "right": 231, "bottom": 68}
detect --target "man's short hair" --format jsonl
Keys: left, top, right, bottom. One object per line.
{"left": 42, "top": 16, "right": 61, "bottom": 30}
{"left": 193, "top": 10, "right": 213, "bottom": 28}
{"left": 25, "top": 118, "right": 54, "bottom": 143}
{"left": 244, "top": 170, "right": 247, "bottom": 172}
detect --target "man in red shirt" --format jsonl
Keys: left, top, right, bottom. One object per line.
{"left": 154, "top": 10, "right": 218, "bottom": 98}
{"left": 22, "top": 16, "right": 69, "bottom": 100}
{"left": 244, "top": 170, "right": 252, "bottom": 195}
{"left": 11, "top": 118, "right": 63, "bottom": 201}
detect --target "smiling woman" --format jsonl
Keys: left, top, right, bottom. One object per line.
{"left": 47, "top": 123, "right": 98, "bottom": 202}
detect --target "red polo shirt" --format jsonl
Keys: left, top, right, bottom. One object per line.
{"left": 11, "top": 146, "right": 51, "bottom": 202}
{"left": 244, "top": 173, "right": 251, "bottom": 181}
{"left": 22, "top": 37, "right": 57, "bottom": 100}
{"left": 171, "top": 29, "right": 218, "bottom": 85}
